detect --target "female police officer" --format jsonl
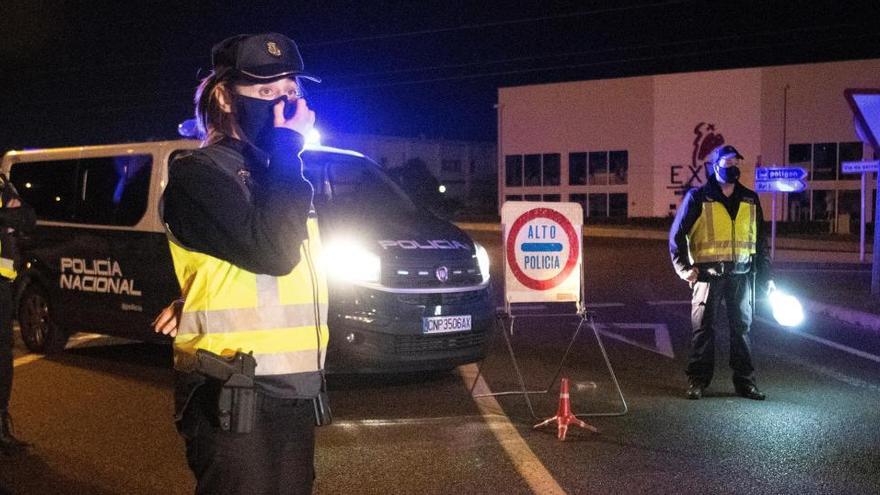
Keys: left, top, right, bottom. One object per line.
{"left": 154, "top": 33, "right": 328, "bottom": 494}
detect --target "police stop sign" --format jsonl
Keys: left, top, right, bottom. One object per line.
{"left": 502, "top": 201, "right": 583, "bottom": 303}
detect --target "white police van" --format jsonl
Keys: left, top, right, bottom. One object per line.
{"left": 1, "top": 139, "right": 493, "bottom": 372}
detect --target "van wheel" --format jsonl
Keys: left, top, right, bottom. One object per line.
{"left": 18, "top": 284, "right": 68, "bottom": 354}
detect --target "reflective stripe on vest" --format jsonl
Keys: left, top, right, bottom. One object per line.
{"left": 0, "top": 197, "right": 16, "bottom": 280}
{"left": 168, "top": 217, "right": 329, "bottom": 377}
{"left": 688, "top": 200, "right": 756, "bottom": 264}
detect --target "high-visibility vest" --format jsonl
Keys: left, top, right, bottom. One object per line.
{"left": 0, "top": 194, "right": 18, "bottom": 280}
{"left": 688, "top": 199, "right": 757, "bottom": 264}
{"left": 167, "top": 216, "right": 329, "bottom": 387}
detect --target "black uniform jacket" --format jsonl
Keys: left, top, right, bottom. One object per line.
{"left": 162, "top": 129, "right": 314, "bottom": 275}
{"left": 669, "top": 176, "right": 771, "bottom": 286}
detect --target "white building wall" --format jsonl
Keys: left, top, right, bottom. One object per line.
{"left": 498, "top": 58, "right": 880, "bottom": 222}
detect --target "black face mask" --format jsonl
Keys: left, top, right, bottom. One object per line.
{"left": 233, "top": 94, "right": 294, "bottom": 149}
{"left": 716, "top": 165, "right": 740, "bottom": 183}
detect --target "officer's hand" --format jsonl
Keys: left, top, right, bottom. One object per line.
{"left": 152, "top": 299, "right": 183, "bottom": 337}
{"left": 682, "top": 267, "right": 699, "bottom": 287}
{"left": 273, "top": 97, "right": 315, "bottom": 138}
{"left": 5, "top": 198, "right": 20, "bottom": 208}
{"left": 766, "top": 279, "right": 777, "bottom": 295}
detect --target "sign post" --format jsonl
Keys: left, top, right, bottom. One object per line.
{"left": 754, "top": 167, "right": 809, "bottom": 259}
{"left": 841, "top": 160, "right": 880, "bottom": 262}
{"left": 844, "top": 88, "right": 880, "bottom": 297}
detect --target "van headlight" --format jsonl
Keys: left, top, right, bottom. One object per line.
{"left": 322, "top": 240, "right": 381, "bottom": 284}
{"left": 474, "top": 242, "right": 491, "bottom": 283}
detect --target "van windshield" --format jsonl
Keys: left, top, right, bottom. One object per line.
{"left": 302, "top": 151, "right": 417, "bottom": 216}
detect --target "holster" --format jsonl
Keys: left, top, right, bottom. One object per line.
{"left": 216, "top": 374, "right": 256, "bottom": 433}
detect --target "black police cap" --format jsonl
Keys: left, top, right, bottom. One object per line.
{"left": 211, "top": 33, "right": 321, "bottom": 83}
{"left": 709, "top": 144, "right": 744, "bottom": 164}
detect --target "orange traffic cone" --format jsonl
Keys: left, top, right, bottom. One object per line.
{"left": 534, "top": 377, "right": 598, "bottom": 440}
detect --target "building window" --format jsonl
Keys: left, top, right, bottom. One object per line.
{"left": 524, "top": 194, "right": 541, "bottom": 201}
{"left": 505, "top": 155, "right": 522, "bottom": 187}
{"left": 441, "top": 159, "right": 462, "bottom": 173}
{"left": 524, "top": 154, "right": 542, "bottom": 186}
{"left": 505, "top": 194, "right": 522, "bottom": 202}
{"left": 609, "top": 193, "right": 628, "bottom": 217}
{"left": 789, "top": 141, "right": 862, "bottom": 181}
{"left": 543, "top": 153, "right": 560, "bottom": 186}
{"left": 507, "top": 153, "right": 562, "bottom": 186}
{"left": 543, "top": 194, "right": 560, "bottom": 202}
{"left": 838, "top": 142, "right": 864, "bottom": 177}
{"left": 588, "top": 151, "right": 608, "bottom": 185}
{"left": 588, "top": 193, "right": 607, "bottom": 217}
{"left": 569, "top": 152, "right": 587, "bottom": 185}
{"left": 812, "top": 143, "right": 837, "bottom": 180}
{"left": 570, "top": 193, "right": 587, "bottom": 216}
{"left": 609, "top": 150, "right": 628, "bottom": 185}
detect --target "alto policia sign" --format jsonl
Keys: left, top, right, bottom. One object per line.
{"left": 502, "top": 201, "right": 583, "bottom": 304}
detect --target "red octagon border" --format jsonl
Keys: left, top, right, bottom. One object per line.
{"left": 505, "top": 208, "right": 580, "bottom": 291}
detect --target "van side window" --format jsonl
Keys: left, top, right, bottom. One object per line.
{"left": 10, "top": 154, "right": 153, "bottom": 226}
{"left": 9, "top": 159, "right": 79, "bottom": 222}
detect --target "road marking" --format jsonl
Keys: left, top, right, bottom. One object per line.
{"left": 584, "top": 302, "right": 625, "bottom": 308}
{"left": 12, "top": 353, "right": 42, "bottom": 368}
{"left": 459, "top": 364, "right": 566, "bottom": 495}
{"left": 756, "top": 315, "right": 880, "bottom": 363}
{"left": 596, "top": 323, "right": 675, "bottom": 358}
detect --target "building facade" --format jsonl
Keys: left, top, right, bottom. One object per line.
{"left": 325, "top": 132, "right": 496, "bottom": 210}
{"left": 498, "top": 58, "right": 880, "bottom": 231}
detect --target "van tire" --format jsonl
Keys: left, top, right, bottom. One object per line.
{"left": 18, "top": 284, "right": 68, "bottom": 354}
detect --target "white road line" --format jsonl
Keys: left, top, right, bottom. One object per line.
{"left": 596, "top": 323, "right": 675, "bottom": 358}
{"left": 459, "top": 364, "right": 566, "bottom": 495}
{"left": 756, "top": 315, "right": 880, "bottom": 363}
{"left": 12, "top": 353, "right": 42, "bottom": 368}
{"left": 584, "top": 302, "right": 625, "bottom": 308}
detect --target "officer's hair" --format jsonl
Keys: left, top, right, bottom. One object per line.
{"left": 194, "top": 71, "right": 239, "bottom": 146}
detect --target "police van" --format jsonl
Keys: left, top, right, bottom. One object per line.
{"left": 0, "top": 139, "right": 493, "bottom": 372}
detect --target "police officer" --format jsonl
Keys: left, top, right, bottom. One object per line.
{"left": 669, "top": 144, "right": 772, "bottom": 401}
{"left": 0, "top": 175, "right": 36, "bottom": 455}
{"left": 154, "top": 33, "right": 328, "bottom": 494}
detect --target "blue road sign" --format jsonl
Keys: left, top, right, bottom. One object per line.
{"left": 755, "top": 167, "right": 808, "bottom": 181}
{"left": 754, "top": 179, "right": 807, "bottom": 193}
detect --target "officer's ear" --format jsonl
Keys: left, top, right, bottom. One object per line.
{"left": 214, "top": 82, "right": 234, "bottom": 114}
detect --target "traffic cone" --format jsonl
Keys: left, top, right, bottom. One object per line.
{"left": 533, "top": 377, "right": 598, "bottom": 440}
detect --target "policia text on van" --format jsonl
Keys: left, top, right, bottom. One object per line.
{"left": 0, "top": 140, "right": 493, "bottom": 372}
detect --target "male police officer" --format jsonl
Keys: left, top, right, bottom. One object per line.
{"left": 0, "top": 175, "right": 35, "bottom": 454}
{"left": 669, "top": 144, "right": 772, "bottom": 401}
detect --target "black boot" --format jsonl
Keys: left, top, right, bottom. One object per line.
{"left": 1, "top": 410, "right": 30, "bottom": 455}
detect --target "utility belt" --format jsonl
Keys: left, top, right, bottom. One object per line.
{"left": 695, "top": 261, "right": 751, "bottom": 279}
{"left": 174, "top": 350, "right": 331, "bottom": 436}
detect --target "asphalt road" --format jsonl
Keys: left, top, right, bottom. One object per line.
{"left": 2, "top": 233, "right": 879, "bottom": 495}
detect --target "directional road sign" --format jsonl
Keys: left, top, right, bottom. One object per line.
{"left": 755, "top": 166, "right": 808, "bottom": 181}
{"left": 754, "top": 179, "right": 807, "bottom": 193}
{"left": 754, "top": 166, "right": 808, "bottom": 193}
{"left": 841, "top": 160, "right": 880, "bottom": 174}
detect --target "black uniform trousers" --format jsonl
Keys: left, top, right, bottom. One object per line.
{"left": 0, "top": 279, "right": 14, "bottom": 411}
{"left": 687, "top": 272, "right": 756, "bottom": 389}
{"left": 179, "top": 382, "right": 316, "bottom": 495}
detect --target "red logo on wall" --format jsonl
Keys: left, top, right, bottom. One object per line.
{"left": 692, "top": 122, "right": 725, "bottom": 172}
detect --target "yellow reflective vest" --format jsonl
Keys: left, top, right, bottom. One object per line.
{"left": 688, "top": 199, "right": 757, "bottom": 264}
{"left": 167, "top": 215, "right": 329, "bottom": 391}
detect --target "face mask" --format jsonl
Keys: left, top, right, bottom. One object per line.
{"left": 233, "top": 94, "right": 290, "bottom": 148}
{"left": 716, "top": 165, "right": 740, "bottom": 183}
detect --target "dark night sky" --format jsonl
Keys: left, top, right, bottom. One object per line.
{"left": 2, "top": 0, "right": 880, "bottom": 152}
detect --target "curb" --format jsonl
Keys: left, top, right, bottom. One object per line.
{"left": 805, "top": 298, "right": 880, "bottom": 332}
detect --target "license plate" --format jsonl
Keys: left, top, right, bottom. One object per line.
{"left": 422, "top": 315, "right": 472, "bottom": 334}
